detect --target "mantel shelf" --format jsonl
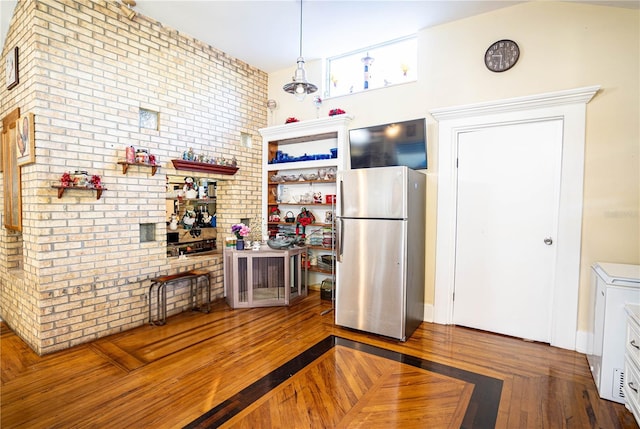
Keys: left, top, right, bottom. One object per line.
{"left": 52, "top": 185, "right": 106, "bottom": 200}
{"left": 171, "top": 159, "right": 238, "bottom": 175}
{"left": 117, "top": 161, "right": 158, "bottom": 176}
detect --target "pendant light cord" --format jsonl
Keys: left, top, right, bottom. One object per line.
{"left": 298, "top": 0, "right": 303, "bottom": 58}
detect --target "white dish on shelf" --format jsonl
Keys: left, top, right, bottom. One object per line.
{"left": 302, "top": 173, "right": 319, "bottom": 181}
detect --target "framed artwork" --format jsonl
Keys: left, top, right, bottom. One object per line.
{"left": 5, "top": 46, "right": 18, "bottom": 90}
{"left": 16, "top": 113, "right": 35, "bottom": 166}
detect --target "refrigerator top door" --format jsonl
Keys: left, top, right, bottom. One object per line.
{"left": 338, "top": 166, "right": 408, "bottom": 219}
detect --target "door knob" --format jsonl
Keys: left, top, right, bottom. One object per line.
{"left": 544, "top": 237, "right": 553, "bottom": 245}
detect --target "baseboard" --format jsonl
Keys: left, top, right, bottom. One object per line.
{"left": 575, "top": 330, "right": 591, "bottom": 354}
{"left": 423, "top": 303, "right": 434, "bottom": 323}
{"left": 422, "top": 306, "right": 586, "bottom": 354}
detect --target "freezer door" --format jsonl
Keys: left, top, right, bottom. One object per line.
{"left": 338, "top": 166, "right": 408, "bottom": 219}
{"left": 335, "top": 218, "right": 407, "bottom": 339}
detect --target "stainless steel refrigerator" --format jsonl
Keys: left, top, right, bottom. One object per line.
{"left": 335, "top": 166, "right": 426, "bottom": 341}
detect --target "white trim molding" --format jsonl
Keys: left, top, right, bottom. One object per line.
{"left": 430, "top": 86, "right": 600, "bottom": 351}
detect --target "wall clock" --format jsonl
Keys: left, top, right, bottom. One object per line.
{"left": 484, "top": 40, "right": 519, "bottom": 72}
{"left": 5, "top": 46, "right": 19, "bottom": 90}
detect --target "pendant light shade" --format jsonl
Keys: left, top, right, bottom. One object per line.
{"left": 283, "top": 0, "right": 317, "bottom": 101}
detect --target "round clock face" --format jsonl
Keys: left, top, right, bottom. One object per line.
{"left": 484, "top": 39, "right": 520, "bottom": 72}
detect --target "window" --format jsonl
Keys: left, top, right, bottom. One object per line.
{"left": 325, "top": 36, "right": 417, "bottom": 98}
{"left": 2, "top": 108, "right": 22, "bottom": 231}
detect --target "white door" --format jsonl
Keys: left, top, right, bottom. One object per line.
{"left": 453, "top": 120, "right": 563, "bottom": 342}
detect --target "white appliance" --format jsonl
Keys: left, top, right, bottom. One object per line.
{"left": 587, "top": 262, "right": 640, "bottom": 403}
{"left": 335, "top": 166, "right": 426, "bottom": 341}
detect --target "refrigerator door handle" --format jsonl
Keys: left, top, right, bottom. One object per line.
{"left": 339, "top": 179, "right": 344, "bottom": 218}
{"left": 337, "top": 218, "right": 343, "bottom": 262}
{"left": 337, "top": 178, "right": 343, "bottom": 262}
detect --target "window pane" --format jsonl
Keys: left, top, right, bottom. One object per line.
{"left": 326, "top": 36, "right": 417, "bottom": 98}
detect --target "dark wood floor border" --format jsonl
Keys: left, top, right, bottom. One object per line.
{"left": 184, "top": 335, "right": 503, "bottom": 429}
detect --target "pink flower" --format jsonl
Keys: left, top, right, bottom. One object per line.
{"left": 231, "top": 223, "right": 250, "bottom": 238}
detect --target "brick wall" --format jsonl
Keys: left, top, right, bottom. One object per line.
{"left": 0, "top": 0, "right": 266, "bottom": 354}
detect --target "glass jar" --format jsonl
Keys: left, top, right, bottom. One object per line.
{"left": 136, "top": 149, "right": 149, "bottom": 164}
{"left": 73, "top": 170, "right": 88, "bottom": 187}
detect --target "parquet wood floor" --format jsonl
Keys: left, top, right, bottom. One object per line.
{"left": 1, "top": 292, "right": 638, "bottom": 428}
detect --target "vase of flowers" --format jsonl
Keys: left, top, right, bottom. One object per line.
{"left": 231, "top": 223, "right": 250, "bottom": 250}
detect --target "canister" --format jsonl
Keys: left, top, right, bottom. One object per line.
{"left": 126, "top": 146, "right": 135, "bottom": 163}
{"left": 73, "top": 170, "right": 88, "bottom": 187}
{"left": 136, "top": 149, "right": 149, "bottom": 164}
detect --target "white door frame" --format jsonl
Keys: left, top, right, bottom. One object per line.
{"left": 430, "top": 86, "right": 600, "bottom": 351}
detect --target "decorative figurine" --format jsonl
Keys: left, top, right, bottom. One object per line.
{"left": 169, "top": 214, "right": 178, "bottom": 231}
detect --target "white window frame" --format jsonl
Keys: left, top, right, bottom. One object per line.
{"left": 324, "top": 35, "right": 417, "bottom": 98}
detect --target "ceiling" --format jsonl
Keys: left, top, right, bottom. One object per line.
{"left": 1, "top": 1, "right": 638, "bottom": 73}
{"left": 131, "top": 0, "right": 524, "bottom": 73}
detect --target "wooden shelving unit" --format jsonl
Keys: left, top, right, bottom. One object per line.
{"left": 260, "top": 117, "right": 352, "bottom": 297}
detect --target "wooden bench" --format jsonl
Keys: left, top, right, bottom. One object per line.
{"left": 148, "top": 269, "right": 210, "bottom": 325}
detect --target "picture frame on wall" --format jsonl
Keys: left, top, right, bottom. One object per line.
{"left": 16, "top": 113, "right": 35, "bottom": 166}
{"left": 5, "top": 46, "right": 18, "bottom": 90}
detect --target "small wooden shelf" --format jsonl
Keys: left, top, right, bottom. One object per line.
{"left": 118, "top": 161, "right": 158, "bottom": 176}
{"left": 308, "top": 266, "right": 333, "bottom": 274}
{"left": 307, "top": 245, "right": 333, "bottom": 251}
{"left": 52, "top": 185, "right": 106, "bottom": 200}
{"left": 171, "top": 159, "right": 238, "bottom": 175}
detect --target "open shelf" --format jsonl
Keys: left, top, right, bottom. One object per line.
{"left": 268, "top": 179, "right": 335, "bottom": 185}
{"left": 171, "top": 159, "right": 238, "bottom": 175}
{"left": 266, "top": 159, "right": 337, "bottom": 172}
{"left": 267, "top": 222, "right": 333, "bottom": 227}
{"left": 52, "top": 185, "right": 106, "bottom": 200}
{"left": 269, "top": 203, "right": 334, "bottom": 207}
{"left": 118, "top": 161, "right": 158, "bottom": 176}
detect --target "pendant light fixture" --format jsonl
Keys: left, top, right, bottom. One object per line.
{"left": 283, "top": 0, "right": 317, "bottom": 101}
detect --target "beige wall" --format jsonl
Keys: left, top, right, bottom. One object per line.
{"left": 268, "top": 1, "right": 639, "bottom": 333}
{"left": 0, "top": 0, "right": 267, "bottom": 354}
